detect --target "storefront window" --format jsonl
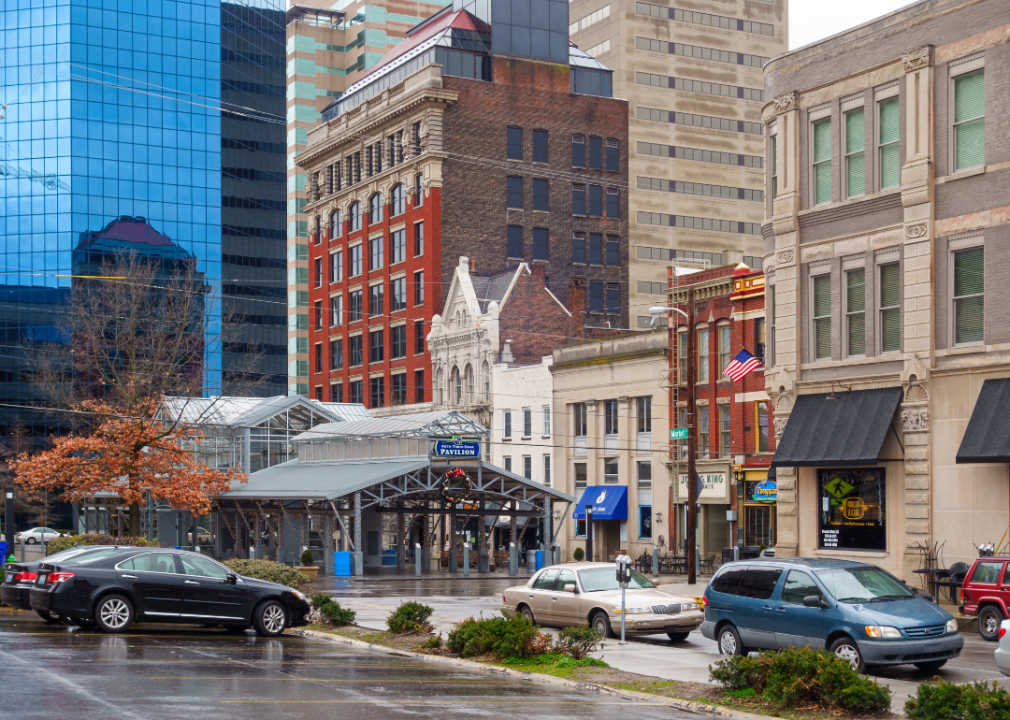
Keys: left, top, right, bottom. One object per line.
{"left": 818, "top": 468, "right": 886, "bottom": 551}
{"left": 576, "top": 518, "right": 586, "bottom": 536}
{"left": 639, "top": 505, "right": 652, "bottom": 539}
{"left": 744, "top": 477, "right": 777, "bottom": 547}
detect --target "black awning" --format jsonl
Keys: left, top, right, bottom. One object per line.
{"left": 957, "top": 378, "right": 1010, "bottom": 463}
{"left": 773, "top": 387, "right": 903, "bottom": 467}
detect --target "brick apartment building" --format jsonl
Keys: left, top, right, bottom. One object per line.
{"left": 666, "top": 262, "right": 775, "bottom": 555}
{"left": 295, "top": 3, "right": 629, "bottom": 408}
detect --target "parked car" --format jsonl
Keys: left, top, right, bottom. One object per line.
{"left": 502, "top": 562, "right": 704, "bottom": 641}
{"left": 16, "top": 528, "right": 63, "bottom": 545}
{"left": 29, "top": 547, "right": 310, "bottom": 636}
{"left": 960, "top": 556, "right": 1010, "bottom": 641}
{"left": 996, "top": 620, "right": 1010, "bottom": 676}
{"left": 3, "top": 546, "right": 128, "bottom": 619}
{"left": 702, "top": 558, "right": 963, "bottom": 673}
{"left": 187, "top": 527, "right": 212, "bottom": 545}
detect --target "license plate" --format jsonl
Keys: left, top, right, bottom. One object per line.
{"left": 37, "top": 574, "right": 47, "bottom": 585}
{"left": 4, "top": 573, "right": 13, "bottom": 583}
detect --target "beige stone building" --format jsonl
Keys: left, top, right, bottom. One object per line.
{"left": 569, "top": 0, "right": 787, "bottom": 330}
{"left": 763, "top": 0, "right": 1010, "bottom": 580}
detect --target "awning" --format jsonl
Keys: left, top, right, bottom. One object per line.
{"left": 957, "top": 378, "right": 1010, "bottom": 463}
{"left": 573, "top": 486, "right": 628, "bottom": 521}
{"left": 772, "top": 387, "right": 903, "bottom": 467}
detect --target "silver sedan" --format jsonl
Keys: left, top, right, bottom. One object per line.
{"left": 996, "top": 619, "right": 1010, "bottom": 676}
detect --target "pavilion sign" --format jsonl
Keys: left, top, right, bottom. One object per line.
{"left": 431, "top": 437, "right": 480, "bottom": 459}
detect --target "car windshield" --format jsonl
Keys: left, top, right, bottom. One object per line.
{"left": 815, "top": 566, "right": 914, "bottom": 603}
{"left": 578, "top": 567, "right": 656, "bottom": 592}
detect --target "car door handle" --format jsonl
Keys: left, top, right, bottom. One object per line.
{"left": 763, "top": 605, "right": 773, "bottom": 612}
{"left": 121, "top": 574, "right": 137, "bottom": 579}
{"left": 528, "top": 594, "right": 534, "bottom": 599}
{"left": 775, "top": 608, "right": 787, "bottom": 614}
{"left": 551, "top": 596, "right": 558, "bottom": 600}
{"left": 185, "top": 580, "right": 200, "bottom": 585}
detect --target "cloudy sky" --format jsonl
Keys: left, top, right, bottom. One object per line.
{"left": 789, "top": 0, "right": 918, "bottom": 49}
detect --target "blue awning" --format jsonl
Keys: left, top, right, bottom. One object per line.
{"left": 572, "top": 486, "right": 628, "bottom": 521}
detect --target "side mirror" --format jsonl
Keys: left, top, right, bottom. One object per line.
{"left": 563, "top": 583, "right": 577, "bottom": 593}
{"left": 803, "top": 594, "right": 826, "bottom": 608}
{"left": 227, "top": 573, "right": 238, "bottom": 585}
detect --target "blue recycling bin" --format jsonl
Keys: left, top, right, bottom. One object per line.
{"left": 381, "top": 548, "right": 397, "bottom": 566}
{"left": 0, "top": 541, "right": 8, "bottom": 565}
{"left": 333, "top": 551, "right": 352, "bottom": 577}
{"left": 535, "top": 550, "right": 543, "bottom": 571}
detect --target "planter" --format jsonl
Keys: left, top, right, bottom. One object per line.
{"left": 295, "top": 565, "right": 318, "bottom": 581}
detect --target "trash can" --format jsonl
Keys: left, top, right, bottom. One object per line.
{"left": 535, "top": 550, "right": 543, "bottom": 571}
{"left": 333, "top": 551, "right": 352, "bottom": 578}
{"left": 0, "top": 541, "right": 8, "bottom": 566}
{"left": 381, "top": 548, "right": 397, "bottom": 566}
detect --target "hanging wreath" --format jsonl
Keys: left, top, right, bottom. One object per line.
{"left": 440, "top": 466, "right": 473, "bottom": 504}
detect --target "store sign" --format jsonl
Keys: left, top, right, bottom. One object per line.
{"left": 432, "top": 437, "right": 480, "bottom": 458}
{"left": 747, "top": 480, "right": 777, "bottom": 503}
{"left": 818, "top": 468, "right": 886, "bottom": 551}
{"left": 678, "top": 472, "right": 728, "bottom": 502}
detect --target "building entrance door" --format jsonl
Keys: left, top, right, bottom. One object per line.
{"left": 744, "top": 504, "right": 776, "bottom": 547}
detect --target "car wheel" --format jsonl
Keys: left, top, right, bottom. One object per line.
{"left": 667, "top": 632, "right": 691, "bottom": 643}
{"left": 978, "top": 606, "right": 1004, "bottom": 642}
{"left": 717, "top": 625, "right": 747, "bottom": 656}
{"left": 25, "top": 537, "right": 36, "bottom": 545}
{"left": 35, "top": 609, "right": 61, "bottom": 624}
{"left": 591, "top": 611, "right": 614, "bottom": 638}
{"left": 913, "top": 659, "right": 948, "bottom": 673}
{"left": 829, "top": 636, "right": 865, "bottom": 673}
{"left": 94, "top": 594, "right": 134, "bottom": 633}
{"left": 253, "top": 600, "right": 287, "bottom": 637}
{"left": 519, "top": 605, "right": 536, "bottom": 625}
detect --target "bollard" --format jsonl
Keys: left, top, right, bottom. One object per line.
{"left": 415, "top": 543, "right": 422, "bottom": 577}
{"left": 652, "top": 545, "right": 659, "bottom": 576}
{"left": 353, "top": 550, "right": 363, "bottom": 577}
{"left": 526, "top": 549, "right": 537, "bottom": 574}
{"left": 509, "top": 542, "right": 517, "bottom": 576}
{"left": 463, "top": 544, "right": 470, "bottom": 578}
{"left": 554, "top": 545, "right": 561, "bottom": 567}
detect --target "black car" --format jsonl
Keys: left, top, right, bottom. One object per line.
{"left": 29, "top": 548, "right": 310, "bottom": 636}
{"left": 2, "top": 546, "right": 128, "bottom": 621}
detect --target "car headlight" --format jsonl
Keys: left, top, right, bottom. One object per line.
{"left": 612, "top": 606, "right": 652, "bottom": 614}
{"left": 946, "top": 618, "right": 958, "bottom": 634}
{"left": 865, "top": 625, "right": 902, "bottom": 639}
{"left": 290, "top": 589, "right": 306, "bottom": 601}
{"left": 682, "top": 602, "right": 699, "bottom": 611}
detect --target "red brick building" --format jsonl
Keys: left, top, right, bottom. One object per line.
{"left": 295, "top": 6, "right": 628, "bottom": 409}
{"left": 666, "top": 263, "right": 776, "bottom": 555}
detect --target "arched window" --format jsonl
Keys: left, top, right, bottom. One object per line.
{"left": 482, "top": 361, "right": 490, "bottom": 402}
{"left": 451, "top": 367, "right": 462, "bottom": 405}
{"left": 349, "top": 202, "right": 362, "bottom": 232}
{"left": 369, "top": 193, "right": 383, "bottom": 225}
{"left": 436, "top": 369, "right": 444, "bottom": 406}
{"left": 331, "top": 209, "right": 342, "bottom": 238}
{"left": 465, "top": 364, "right": 474, "bottom": 404}
{"left": 391, "top": 184, "right": 405, "bottom": 216}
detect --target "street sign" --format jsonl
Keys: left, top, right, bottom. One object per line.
{"left": 432, "top": 437, "right": 480, "bottom": 458}
{"left": 670, "top": 428, "right": 689, "bottom": 440}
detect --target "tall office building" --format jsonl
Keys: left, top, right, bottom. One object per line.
{"left": 286, "top": 0, "right": 452, "bottom": 397}
{"left": 568, "top": 0, "right": 787, "bottom": 329}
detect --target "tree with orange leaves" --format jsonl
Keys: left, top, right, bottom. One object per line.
{"left": 13, "top": 399, "right": 246, "bottom": 536}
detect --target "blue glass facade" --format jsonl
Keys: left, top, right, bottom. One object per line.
{"left": 1, "top": 0, "right": 223, "bottom": 431}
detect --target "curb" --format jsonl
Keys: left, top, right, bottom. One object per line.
{"left": 299, "top": 628, "right": 774, "bottom": 720}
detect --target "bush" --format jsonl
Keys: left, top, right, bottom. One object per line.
{"left": 710, "top": 646, "right": 891, "bottom": 713}
{"left": 300, "top": 549, "right": 314, "bottom": 566}
{"left": 418, "top": 634, "right": 442, "bottom": 650}
{"left": 446, "top": 612, "right": 545, "bottom": 659}
{"left": 46, "top": 534, "right": 158, "bottom": 556}
{"left": 554, "top": 625, "right": 603, "bottom": 660}
{"left": 308, "top": 593, "right": 356, "bottom": 626}
{"left": 905, "top": 680, "right": 1010, "bottom": 719}
{"left": 387, "top": 601, "right": 434, "bottom": 634}
{"left": 573, "top": 547, "right": 585, "bottom": 562}
{"left": 222, "top": 559, "right": 309, "bottom": 588}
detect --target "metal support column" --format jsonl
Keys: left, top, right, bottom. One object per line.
{"left": 353, "top": 492, "right": 363, "bottom": 577}
{"left": 449, "top": 501, "right": 457, "bottom": 573}
{"left": 477, "top": 499, "right": 489, "bottom": 573}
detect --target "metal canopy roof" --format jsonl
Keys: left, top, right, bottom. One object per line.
{"left": 292, "top": 410, "right": 488, "bottom": 444}
{"left": 158, "top": 395, "right": 371, "bottom": 428}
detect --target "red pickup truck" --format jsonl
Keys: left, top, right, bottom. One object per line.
{"left": 961, "top": 557, "right": 1010, "bottom": 641}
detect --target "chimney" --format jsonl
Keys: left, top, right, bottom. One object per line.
{"left": 569, "top": 276, "right": 587, "bottom": 338}
{"left": 501, "top": 340, "right": 514, "bottom": 364}
{"left": 470, "top": 258, "right": 476, "bottom": 273}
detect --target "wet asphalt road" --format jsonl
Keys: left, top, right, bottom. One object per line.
{"left": 0, "top": 606, "right": 697, "bottom": 720}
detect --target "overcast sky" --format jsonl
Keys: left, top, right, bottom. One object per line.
{"left": 789, "top": 0, "right": 918, "bottom": 50}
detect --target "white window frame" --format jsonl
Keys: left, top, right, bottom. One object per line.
{"left": 842, "top": 257, "right": 866, "bottom": 358}
{"left": 949, "top": 235, "right": 984, "bottom": 348}
{"left": 874, "top": 83, "right": 900, "bottom": 192}
{"left": 949, "top": 56, "right": 986, "bottom": 174}
{"left": 876, "top": 249, "right": 901, "bottom": 354}
{"left": 810, "top": 263, "right": 832, "bottom": 361}
{"left": 542, "top": 406, "right": 551, "bottom": 437}
{"left": 809, "top": 106, "right": 832, "bottom": 207}
{"left": 842, "top": 96, "right": 865, "bottom": 200}
{"left": 503, "top": 409, "right": 512, "bottom": 440}
{"left": 522, "top": 407, "right": 532, "bottom": 439}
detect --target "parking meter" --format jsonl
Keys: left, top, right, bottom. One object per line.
{"left": 615, "top": 554, "right": 633, "bottom": 644}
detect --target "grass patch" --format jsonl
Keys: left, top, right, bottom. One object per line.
{"left": 501, "top": 653, "right": 607, "bottom": 677}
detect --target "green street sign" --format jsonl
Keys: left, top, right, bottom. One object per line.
{"left": 670, "top": 428, "right": 689, "bottom": 440}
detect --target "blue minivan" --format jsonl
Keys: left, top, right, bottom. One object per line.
{"left": 702, "top": 558, "right": 963, "bottom": 673}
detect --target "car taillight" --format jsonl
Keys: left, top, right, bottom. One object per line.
{"left": 15, "top": 572, "right": 36, "bottom": 582}
{"left": 49, "top": 572, "right": 75, "bottom": 584}
{"left": 1000, "top": 627, "right": 1007, "bottom": 640}
{"left": 503, "top": 594, "right": 506, "bottom": 603}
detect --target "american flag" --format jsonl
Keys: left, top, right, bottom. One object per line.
{"left": 722, "top": 349, "right": 762, "bottom": 382}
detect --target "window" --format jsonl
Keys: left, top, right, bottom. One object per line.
{"left": 575, "top": 462, "right": 587, "bottom": 491}
{"left": 503, "top": 410, "right": 512, "bottom": 439}
{"left": 330, "top": 294, "right": 343, "bottom": 326}
{"left": 349, "top": 334, "right": 363, "bottom": 366}
{"left": 465, "top": 365, "right": 474, "bottom": 403}
{"left": 483, "top": 362, "right": 490, "bottom": 401}
{"left": 331, "top": 209, "right": 342, "bottom": 238}
{"left": 606, "top": 138, "right": 619, "bottom": 171}
{"left": 369, "top": 236, "right": 384, "bottom": 270}
{"left": 415, "top": 320, "right": 425, "bottom": 354}
{"left": 391, "top": 184, "right": 405, "bottom": 216}
{"left": 589, "top": 233, "right": 602, "bottom": 265}
{"left": 813, "top": 117, "right": 832, "bottom": 205}
{"left": 523, "top": 455, "right": 532, "bottom": 480}
{"left": 522, "top": 408, "right": 532, "bottom": 438}
{"left": 879, "top": 262, "right": 900, "bottom": 352}
{"left": 770, "top": 133, "right": 778, "bottom": 198}
{"left": 844, "top": 108, "right": 865, "bottom": 198}
{"left": 637, "top": 462, "right": 652, "bottom": 502}
{"left": 970, "top": 561, "right": 1004, "bottom": 585}
{"left": 350, "top": 201, "right": 362, "bottom": 232}
{"left": 542, "top": 406, "right": 551, "bottom": 436}
{"left": 507, "top": 176, "right": 523, "bottom": 208}
{"left": 349, "top": 379, "right": 363, "bottom": 404}
{"left": 780, "top": 571, "right": 822, "bottom": 605}
{"left": 572, "top": 134, "right": 585, "bottom": 167}
{"left": 878, "top": 98, "right": 899, "bottom": 189}
{"left": 818, "top": 468, "right": 886, "bottom": 550}
{"left": 757, "top": 401, "right": 769, "bottom": 452}
{"left": 349, "top": 244, "right": 362, "bottom": 276}
{"left": 606, "top": 236, "right": 618, "bottom": 265}
{"left": 606, "top": 188, "right": 619, "bottom": 218}
{"left": 414, "top": 271, "right": 424, "bottom": 306}
{"left": 953, "top": 246, "right": 984, "bottom": 344}
{"left": 331, "top": 249, "right": 343, "bottom": 282}
{"left": 589, "top": 136, "right": 602, "bottom": 169}
{"left": 370, "top": 376, "right": 385, "bottom": 407}
{"left": 415, "top": 370, "right": 425, "bottom": 403}
{"left": 637, "top": 396, "right": 651, "bottom": 433}
{"left": 330, "top": 338, "right": 343, "bottom": 370}
{"left": 369, "top": 193, "right": 383, "bottom": 224}
{"left": 698, "top": 405, "right": 710, "bottom": 459}
{"left": 369, "top": 329, "right": 384, "bottom": 362}
{"left": 415, "top": 173, "right": 424, "bottom": 206}
{"left": 332, "top": 383, "right": 343, "bottom": 402}
{"left": 813, "top": 274, "right": 831, "bottom": 359}
{"left": 574, "top": 403, "right": 587, "bottom": 437}
{"left": 391, "top": 229, "right": 405, "bottom": 264}
{"left": 572, "top": 233, "right": 586, "bottom": 263}
{"left": 543, "top": 455, "right": 551, "bottom": 485}
{"left": 533, "top": 228, "right": 548, "bottom": 261}
{"left": 507, "top": 225, "right": 523, "bottom": 258}
{"left": 590, "top": 281, "right": 603, "bottom": 313}
{"left": 314, "top": 258, "right": 323, "bottom": 287}
{"left": 533, "top": 130, "right": 548, "bottom": 163}
{"left": 391, "top": 373, "right": 407, "bottom": 404}
{"left": 572, "top": 184, "right": 586, "bottom": 215}
{"left": 589, "top": 185, "right": 603, "bottom": 216}
{"left": 503, "top": 456, "right": 512, "bottom": 472}
{"left": 953, "top": 70, "right": 985, "bottom": 171}
{"left": 314, "top": 343, "right": 322, "bottom": 373}
{"left": 677, "top": 330, "right": 687, "bottom": 385}
{"left": 533, "top": 178, "right": 548, "bottom": 211}
{"left": 507, "top": 127, "right": 523, "bottom": 160}
{"left": 606, "top": 283, "right": 619, "bottom": 314}
{"left": 846, "top": 268, "right": 866, "bottom": 356}
{"left": 718, "top": 325, "right": 731, "bottom": 377}
{"left": 369, "top": 283, "right": 384, "bottom": 316}
{"left": 349, "top": 290, "right": 362, "bottom": 322}
{"left": 719, "top": 405, "right": 731, "bottom": 457}
{"left": 697, "top": 327, "right": 709, "bottom": 383}
{"left": 314, "top": 300, "right": 322, "bottom": 330}
{"left": 752, "top": 318, "right": 766, "bottom": 363}
{"left": 604, "top": 457, "right": 619, "bottom": 484}
{"left": 605, "top": 399, "right": 618, "bottom": 436}
{"left": 414, "top": 222, "right": 424, "bottom": 256}
{"left": 391, "top": 277, "right": 406, "bottom": 312}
